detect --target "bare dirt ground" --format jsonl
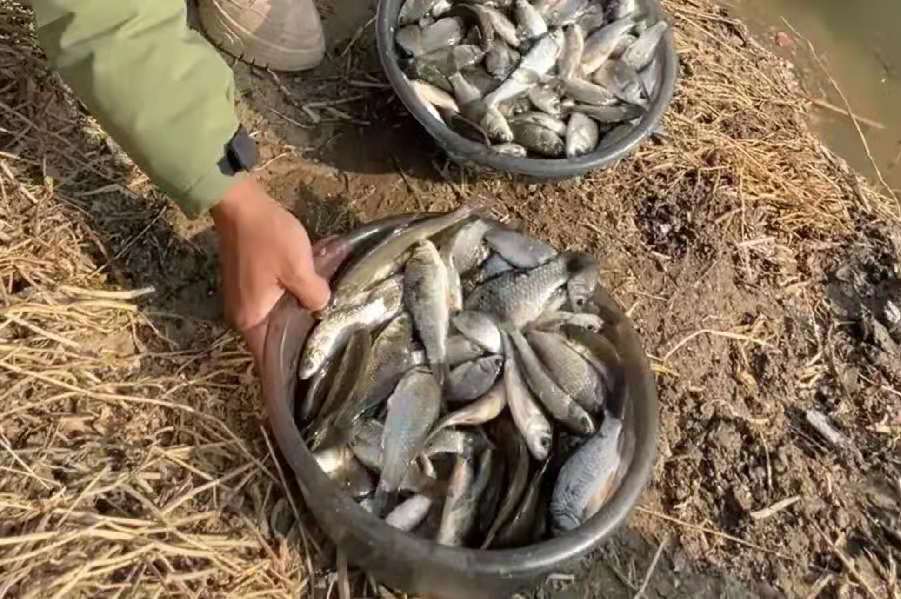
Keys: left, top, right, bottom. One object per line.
{"left": 1, "top": 0, "right": 900, "bottom": 597}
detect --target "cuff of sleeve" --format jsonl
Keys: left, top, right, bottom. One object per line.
{"left": 177, "top": 167, "right": 249, "bottom": 218}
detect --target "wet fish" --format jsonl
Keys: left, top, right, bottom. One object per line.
{"left": 639, "top": 57, "right": 662, "bottom": 99}
{"left": 561, "top": 324, "right": 623, "bottom": 405}
{"left": 501, "top": 333, "right": 553, "bottom": 461}
{"left": 485, "top": 38, "right": 521, "bottom": 80}
{"left": 511, "top": 111, "right": 568, "bottom": 137}
{"left": 571, "top": 103, "right": 643, "bottom": 123}
{"left": 313, "top": 445, "right": 375, "bottom": 499}
{"left": 543, "top": 0, "right": 588, "bottom": 27}
{"left": 297, "top": 355, "right": 335, "bottom": 423}
{"left": 377, "top": 368, "right": 441, "bottom": 503}
{"left": 411, "top": 79, "right": 460, "bottom": 113}
{"left": 511, "top": 121, "right": 564, "bottom": 157}
{"left": 396, "top": 17, "right": 465, "bottom": 56}
{"left": 424, "top": 428, "right": 489, "bottom": 458}
{"left": 492, "top": 143, "right": 528, "bottom": 157}
{"left": 447, "top": 354, "right": 504, "bottom": 401}
{"left": 299, "top": 275, "right": 403, "bottom": 379}
{"left": 563, "top": 77, "right": 617, "bottom": 106}
{"left": 448, "top": 72, "right": 483, "bottom": 108}
{"left": 417, "top": 45, "right": 486, "bottom": 77}
{"left": 466, "top": 253, "right": 585, "bottom": 326}
{"left": 405, "top": 240, "right": 451, "bottom": 386}
{"left": 565, "top": 111, "right": 599, "bottom": 157}
{"left": 527, "top": 84, "right": 562, "bottom": 116}
{"left": 527, "top": 329, "right": 603, "bottom": 413}
{"left": 493, "top": 459, "right": 550, "bottom": 547}
{"left": 566, "top": 252, "right": 599, "bottom": 308}
{"left": 484, "top": 31, "right": 563, "bottom": 107}
{"left": 440, "top": 218, "right": 493, "bottom": 276}
{"left": 481, "top": 417, "right": 531, "bottom": 546}
{"left": 431, "top": 0, "right": 453, "bottom": 17}
{"left": 386, "top": 494, "right": 434, "bottom": 531}
{"left": 534, "top": 310, "right": 605, "bottom": 333}
{"left": 575, "top": 4, "right": 606, "bottom": 33}
{"left": 515, "top": 0, "right": 548, "bottom": 41}
{"left": 447, "top": 334, "right": 486, "bottom": 366}
{"left": 484, "top": 228, "right": 556, "bottom": 268}
{"left": 481, "top": 105, "right": 515, "bottom": 143}
{"left": 481, "top": 5, "right": 522, "bottom": 47}
{"left": 477, "top": 445, "right": 507, "bottom": 535}
{"left": 404, "top": 57, "right": 453, "bottom": 92}
{"left": 430, "top": 380, "right": 507, "bottom": 436}
{"left": 591, "top": 60, "right": 645, "bottom": 106}
{"left": 437, "top": 451, "right": 493, "bottom": 545}
{"left": 614, "top": 0, "right": 639, "bottom": 21}
{"left": 508, "top": 328, "right": 595, "bottom": 433}
{"left": 581, "top": 17, "right": 635, "bottom": 75}
{"left": 499, "top": 94, "right": 535, "bottom": 118}
{"left": 351, "top": 421, "right": 445, "bottom": 495}
{"left": 480, "top": 253, "right": 517, "bottom": 279}
{"left": 399, "top": 0, "right": 441, "bottom": 25}
{"left": 558, "top": 24, "right": 584, "bottom": 80}
{"left": 334, "top": 205, "right": 475, "bottom": 303}
{"left": 461, "top": 66, "right": 501, "bottom": 96}
{"left": 452, "top": 310, "right": 502, "bottom": 352}
{"left": 550, "top": 413, "right": 625, "bottom": 532}
{"left": 439, "top": 244, "right": 464, "bottom": 313}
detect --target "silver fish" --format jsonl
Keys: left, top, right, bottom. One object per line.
{"left": 334, "top": 206, "right": 475, "bottom": 302}
{"left": 581, "top": 17, "right": 635, "bottom": 75}
{"left": 405, "top": 240, "right": 451, "bottom": 386}
{"left": 440, "top": 218, "right": 492, "bottom": 275}
{"left": 482, "top": 416, "right": 531, "bottom": 547}
{"left": 299, "top": 276, "right": 402, "bottom": 379}
{"left": 396, "top": 17, "right": 465, "bottom": 56}
{"left": 431, "top": 0, "right": 453, "bottom": 16}
{"left": 399, "top": 0, "right": 441, "bottom": 25}
{"left": 561, "top": 324, "right": 622, "bottom": 401}
{"left": 527, "top": 84, "right": 562, "bottom": 116}
{"left": 558, "top": 24, "right": 585, "bottom": 80}
{"left": 515, "top": 0, "right": 548, "bottom": 41}
{"left": 481, "top": 5, "right": 521, "bottom": 48}
{"left": 430, "top": 380, "right": 506, "bottom": 436}
{"left": 499, "top": 94, "right": 535, "bottom": 118}
{"left": 576, "top": 4, "right": 606, "bottom": 33}
{"left": 351, "top": 421, "right": 444, "bottom": 495}
{"left": 511, "top": 111, "right": 568, "bottom": 137}
{"left": 550, "top": 413, "right": 625, "bottom": 531}
{"left": 439, "top": 247, "right": 464, "bottom": 314}
{"left": 405, "top": 57, "right": 453, "bottom": 92}
{"left": 508, "top": 328, "right": 595, "bottom": 434}
{"left": 466, "top": 253, "right": 585, "bottom": 326}
{"left": 563, "top": 77, "right": 617, "bottom": 106}
{"left": 566, "top": 252, "right": 599, "bottom": 308}
{"left": 313, "top": 445, "right": 375, "bottom": 499}
{"left": 480, "top": 253, "right": 517, "bottom": 279}
{"left": 571, "top": 103, "right": 643, "bottom": 123}
{"left": 591, "top": 60, "right": 645, "bottom": 106}
{"left": 611, "top": 33, "right": 637, "bottom": 58}
{"left": 484, "top": 31, "right": 563, "bottom": 107}
{"left": 418, "top": 45, "right": 486, "bottom": 77}
{"left": 614, "top": 0, "right": 638, "bottom": 21}
{"left": 411, "top": 79, "right": 460, "bottom": 113}
{"left": 544, "top": 0, "right": 588, "bottom": 26}
{"left": 386, "top": 494, "right": 434, "bottom": 531}
{"left": 447, "top": 354, "right": 504, "bottom": 401}
{"left": 492, "top": 143, "right": 528, "bottom": 157}
{"left": 501, "top": 333, "right": 553, "bottom": 461}
{"left": 597, "top": 122, "right": 634, "bottom": 149}
{"left": 527, "top": 329, "right": 603, "bottom": 413}
{"left": 462, "top": 66, "right": 501, "bottom": 96}
{"left": 493, "top": 458, "right": 550, "bottom": 547}
{"left": 377, "top": 368, "right": 441, "bottom": 501}
{"left": 436, "top": 451, "right": 493, "bottom": 545}
{"left": 485, "top": 38, "right": 521, "bottom": 80}
{"left": 477, "top": 447, "right": 506, "bottom": 535}
{"left": 484, "top": 228, "right": 556, "bottom": 268}
{"left": 297, "top": 356, "right": 335, "bottom": 423}
{"left": 424, "top": 428, "right": 488, "bottom": 458}
{"left": 565, "top": 111, "right": 599, "bottom": 157}
{"left": 639, "top": 57, "right": 662, "bottom": 99}
{"left": 542, "top": 287, "right": 568, "bottom": 315}
{"left": 452, "top": 310, "right": 502, "bottom": 352}
{"left": 534, "top": 310, "right": 605, "bottom": 332}
{"left": 481, "top": 106, "right": 515, "bottom": 143}
{"left": 447, "top": 334, "right": 486, "bottom": 366}
{"left": 511, "top": 121, "right": 564, "bottom": 157}
{"left": 448, "top": 72, "right": 483, "bottom": 108}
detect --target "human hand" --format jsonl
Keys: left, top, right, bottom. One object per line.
{"left": 211, "top": 178, "right": 331, "bottom": 364}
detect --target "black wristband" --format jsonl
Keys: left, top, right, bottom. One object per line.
{"left": 218, "top": 125, "right": 258, "bottom": 176}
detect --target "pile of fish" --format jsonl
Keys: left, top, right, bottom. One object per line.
{"left": 297, "top": 206, "right": 632, "bottom": 549}
{"left": 394, "top": 0, "right": 668, "bottom": 158}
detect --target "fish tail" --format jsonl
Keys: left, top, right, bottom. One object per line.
{"left": 434, "top": 361, "right": 450, "bottom": 389}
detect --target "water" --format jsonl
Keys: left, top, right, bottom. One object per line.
{"left": 726, "top": 0, "right": 901, "bottom": 194}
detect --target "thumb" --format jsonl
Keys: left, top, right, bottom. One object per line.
{"left": 281, "top": 261, "right": 332, "bottom": 312}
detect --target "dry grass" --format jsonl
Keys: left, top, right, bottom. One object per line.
{"left": 0, "top": 0, "right": 898, "bottom": 597}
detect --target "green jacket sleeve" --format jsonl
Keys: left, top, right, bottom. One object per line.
{"left": 32, "top": 0, "right": 246, "bottom": 217}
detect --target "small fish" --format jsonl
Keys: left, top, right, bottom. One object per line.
{"left": 440, "top": 218, "right": 492, "bottom": 275}
{"left": 377, "top": 368, "right": 441, "bottom": 504}
{"left": 386, "top": 495, "right": 434, "bottom": 531}
{"left": 597, "top": 122, "right": 634, "bottom": 149}
{"left": 481, "top": 5, "right": 522, "bottom": 47}
{"left": 611, "top": 33, "right": 637, "bottom": 58}
{"left": 498, "top": 94, "right": 534, "bottom": 118}
{"left": 566, "top": 252, "right": 599, "bottom": 308}
{"left": 565, "top": 111, "right": 599, "bottom": 157}
{"left": 508, "top": 328, "right": 595, "bottom": 434}
{"left": 558, "top": 24, "right": 585, "bottom": 80}
{"left": 439, "top": 244, "right": 464, "bottom": 313}
{"left": 398, "top": 0, "right": 441, "bottom": 25}
{"left": 480, "top": 253, "right": 517, "bottom": 278}
{"left": 501, "top": 333, "right": 553, "bottom": 461}
{"left": 436, "top": 451, "right": 493, "bottom": 545}
{"left": 571, "top": 103, "right": 643, "bottom": 123}
{"left": 485, "top": 38, "right": 521, "bottom": 80}
{"left": 493, "top": 459, "right": 550, "bottom": 547}
{"left": 481, "top": 105, "right": 515, "bottom": 143}
{"left": 561, "top": 324, "right": 623, "bottom": 407}
{"left": 448, "top": 72, "right": 483, "bottom": 108}
{"left": 580, "top": 17, "right": 635, "bottom": 75}
{"left": 447, "top": 334, "right": 486, "bottom": 366}
{"left": 563, "top": 78, "right": 617, "bottom": 106}
{"left": 515, "top": 0, "right": 548, "bottom": 41}
{"left": 313, "top": 445, "right": 375, "bottom": 499}
{"left": 430, "top": 380, "right": 506, "bottom": 436}
{"left": 639, "top": 57, "right": 662, "bottom": 99}
{"left": 299, "top": 276, "right": 403, "bottom": 379}
{"left": 405, "top": 240, "right": 451, "bottom": 386}
{"left": 484, "top": 31, "right": 563, "bottom": 107}
{"left": 404, "top": 57, "right": 453, "bottom": 92}
{"left": 614, "top": 0, "right": 639, "bottom": 21}
{"left": 396, "top": 17, "right": 465, "bottom": 56}
{"left": 527, "top": 84, "right": 562, "bottom": 116}
{"left": 477, "top": 446, "right": 507, "bottom": 535}
{"left": 591, "top": 60, "right": 645, "bottom": 106}
{"left": 534, "top": 310, "right": 605, "bottom": 332}
{"left": 452, "top": 310, "right": 502, "bottom": 352}
{"left": 411, "top": 79, "right": 460, "bottom": 114}
{"left": 527, "top": 329, "right": 603, "bottom": 413}
{"left": 461, "top": 66, "right": 501, "bottom": 96}
{"left": 511, "top": 121, "right": 564, "bottom": 157}
{"left": 352, "top": 422, "right": 445, "bottom": 495}
{"left": 511, "top": 111, "right": 568, "bottom": 137}
{"left": 550, "top": 413, "right": 626, "bottom": 532}
{"left": 417, "top": 45, "right": 487, "bottom": 77}
{"left": 431, "top": 0, "right": 453, "bottom": 16}
{"left": 482, "top": 417, "right": 531, "bottom": 547}
{"left": 424, "top": 428, "right": 488, "bottom": 458}
{"left": 297, "top": 355, "right": 336, "bottom": 423}
{"left": 543, "top": 0, "right": 588, "bottom": 27}
{"left": 484, "top": 228, "right": 556, "bottom": 268}
{"left": 492, "top": 143, "right": 528, "bottom": 157}
{"left": 575, "top": 4, "right": 606, "bottom": 33}
{"left": 447, "top": 354, "right": 504, "bottom": 401}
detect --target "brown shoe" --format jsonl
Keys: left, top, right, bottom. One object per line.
{"left": 198, "top": 0, "right": 326, "bottom": 72}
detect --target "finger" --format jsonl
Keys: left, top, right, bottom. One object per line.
{"left": 281, "top": 264, "right": 331, "bottom": 312}
{"left": 243, "top": 319, "right": 268, "bottom": 369}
